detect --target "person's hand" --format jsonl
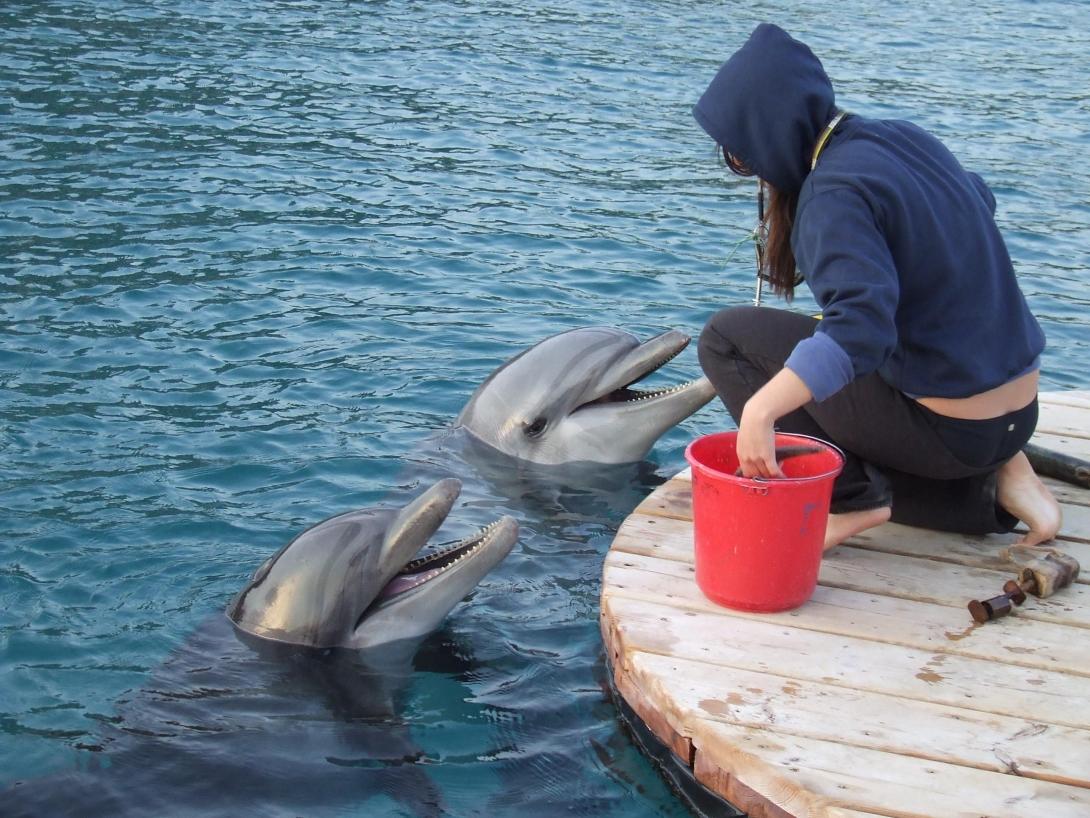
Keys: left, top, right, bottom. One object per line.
{"left": 733, "top": 369, "right": 814, "bottom": 478}
{"left": 737, "top": 402, "right": 784, "bottom": 479}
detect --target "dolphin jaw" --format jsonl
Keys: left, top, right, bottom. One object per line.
{"left": 363, "top": 517, "right": 514, "bottom": 614}
{"left": 555, "top": 376, "right": 717, "bottom": 464}
{"left": 572, "top": 375, "right": 709, "bottom": 412}
{"left": 378, "top": 477, "right": 462, "bottom": 577}
{"left": 347, "top": 516, "right": 518, "bottom": 649}
{"left": 571, "top": 334, "right": 691, "bottom": 411}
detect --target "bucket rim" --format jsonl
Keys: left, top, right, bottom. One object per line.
{"left": 684, "top": 431, "right": 845, "bottom": 485}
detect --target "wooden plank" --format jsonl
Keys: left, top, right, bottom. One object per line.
{"left": 690, "top": 719, "right": 1090, "bottom": 818}
{"left": 692, "top": 748, "right": 803, "bottom": 818}
{"left": 633, "top": 477, "right": 694, "bottom": 520}
{"left": 845, "top": 522, "right": 1090, "bottom": 581}
{"left": 1032, "top": 431, "right": 1090, "bottom": 461}
{"left": 1039, "top": 391, "right": 1090, "bottom": 410}
{"left": 627, "top": 651, "right": 1090, "bottom": 788}
{"left": 605, "top": 552, "right": 1090, "bottom": 675}
{"left": 601, "top": 594, "right": 1090, "bottom": 731}
{"left": 1034, "top": 401, "right": 1090, "bottom": 440}
{"left": 821, "top": 547, "right": 1090, "bottom": 629}
{"left": 617, "top": 511, "right": 1090, "bottom": 592}
{"left": 1044, "top": 478, "right": 1090, "bottom": 508}
{"left": 610, "top": 649, "right": 693, "bottom": 764}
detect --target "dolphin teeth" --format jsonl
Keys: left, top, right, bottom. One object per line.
{"left": 622, "top": 377, "right": 704, "bottom": 403}
{"left": 398, "top": 518, "right": 502, "bottom": 574}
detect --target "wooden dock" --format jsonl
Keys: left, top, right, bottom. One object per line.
{"left": 601, "top": 391, "right": 1090, "bottom": 818}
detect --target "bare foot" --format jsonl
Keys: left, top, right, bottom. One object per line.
{"left": 823, "top": 506, "right": 891, "bottom": 552}
{"left": 997, "top": 451, "right": 1062, "bottom": 545}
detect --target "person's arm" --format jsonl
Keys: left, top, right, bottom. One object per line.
{"left": 736, "top": 367, "right": 813, "bottom": 478}
{"left": 785, "top": 187, "right": 900, "bottom": 402}
{"left": 736, "top": 187, "right": 899, "bottom": 478}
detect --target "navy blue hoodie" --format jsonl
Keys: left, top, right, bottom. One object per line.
{"left": 693, "top": 24, "right": 1044, "bottom": 401}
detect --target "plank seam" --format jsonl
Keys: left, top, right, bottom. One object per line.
{"left": 605, "top": 578, "right": 1090, "bottom": 680}
{"left": 604, "top": 634, "right": 1089, "bottom": 733}
{"left": 841, "top": 541, "right": 1090, "bottom": 582}
{"left": 607, "top": 541, "right": 1090, "bottom": 625}
{"left": 814, "top": 579, "right": 1090, "bottom": 631}
{"left": 624, "top": 649, "right": 1090, "bottom": 790}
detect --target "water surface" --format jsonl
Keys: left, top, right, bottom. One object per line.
{"left": 2, "top": 0, "right": 1088, "bottom": 814}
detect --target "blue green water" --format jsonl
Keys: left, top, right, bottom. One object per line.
{"left": 1, "top": 0, "right": 1087, "bottom": 814}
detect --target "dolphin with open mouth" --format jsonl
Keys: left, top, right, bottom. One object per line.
{"left": 454, "top": 327, "right": 716, "bottom": 465}
{"left": 0, "top": 479, "right": 515, "bottom": 818}
{"left": 227, "top": 478, "right": 518, "bottom": 649}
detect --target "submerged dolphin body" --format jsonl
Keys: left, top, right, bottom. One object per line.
{"left": 0, "top": 617, "right": 475, "bottom": 818}
{"left": 1, "top": 480, "right": 518, "bottom": 817}
{"left": 454, "top": 327, "right": 716, "bottom": 465}
{"left": 228, "top": 478, "right": 518, "bottom": 649}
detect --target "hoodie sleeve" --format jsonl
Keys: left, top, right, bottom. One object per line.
{"left": 784, "top": 187, "right": 900, "bottom": 401}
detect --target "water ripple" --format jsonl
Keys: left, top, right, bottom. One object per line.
{"left": 2, "top": 0, "right": 1088, "bottom": 814}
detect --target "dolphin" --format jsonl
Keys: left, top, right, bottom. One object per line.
{"left": 1, "top": 330, "right": 706, "bottom": 816}
{"left": 227, "top": 477, "right": 518, "bottom": 649}
{"left": 0, "top": 479, "right": 515, "bottom": 817}
{"left": 453, "top": 327, "right": 716, "bottom": 465}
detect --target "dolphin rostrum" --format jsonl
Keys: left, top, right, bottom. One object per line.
{"left": 227, "top": 478, "right": 518, "bottom": 649}
{"left": 454, "top": 327, "right": 716, "bottom": 465}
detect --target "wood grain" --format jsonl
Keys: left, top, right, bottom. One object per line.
{"left": 600, "top": 391, "right": 1090, "bottom": 817}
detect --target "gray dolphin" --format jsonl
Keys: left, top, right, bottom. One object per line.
{"left": 227, "top": 478, "right": 518, "bottom": 649}
{"left": 454, "top": 327, "right": 716, "bottom": 465}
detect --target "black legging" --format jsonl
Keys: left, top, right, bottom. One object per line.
{"left": 697, "top": 306, "right": 1037, "bottom": 534}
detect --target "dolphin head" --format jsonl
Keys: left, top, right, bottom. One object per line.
{"left": 226, "top": 478, "right": 518, "bottom": 650}
{"left": 453, "top": 327, "right": 716, "bottom": 465}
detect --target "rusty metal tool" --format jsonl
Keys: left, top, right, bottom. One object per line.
{"left": 1003, "top": 545, "right": 1081, "bottom": 597}
{"left": 968, "top": 545, "right": 1081, "bottom": 624}
{"left": 968, "top": 579, "right": 1028, "bottom": 624}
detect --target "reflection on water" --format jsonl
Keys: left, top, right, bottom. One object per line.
{"left": 2, "top": 0, "right": 1088, "bottom": 814}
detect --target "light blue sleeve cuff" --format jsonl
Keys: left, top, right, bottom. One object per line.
{"left": 784, "top": 332, "right": 855, "bottom": 402}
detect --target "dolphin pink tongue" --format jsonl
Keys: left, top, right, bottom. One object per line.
{"left": 377, "top": 566, "right": 443, "bottom": 600}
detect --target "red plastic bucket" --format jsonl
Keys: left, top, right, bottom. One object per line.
{"left": 684, "top": 431, "right": 844, "bottom": 612}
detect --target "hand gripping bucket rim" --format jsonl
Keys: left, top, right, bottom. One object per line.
{"left": 685, "top": 432, "right": 845, "bottom": 485}
{"left": 684, "top": 431, "right": 845, "bottom": 612}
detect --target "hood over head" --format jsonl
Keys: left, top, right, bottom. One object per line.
{"left": 692, "top": 23, "right": 837, "bottom": 193}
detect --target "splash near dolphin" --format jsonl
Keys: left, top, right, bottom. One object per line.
{"left": 454, "top": 327, "right": 716, "bottom": 465}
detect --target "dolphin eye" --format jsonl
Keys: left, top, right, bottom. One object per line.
{"left": 525, "top": 417, "right": 547, "bottom": 438}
